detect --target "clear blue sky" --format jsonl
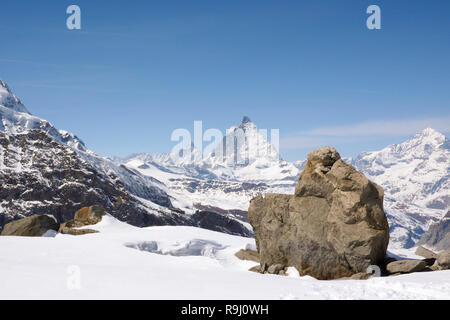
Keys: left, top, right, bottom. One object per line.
{"left": 1, "top": 0, "right": 449, "bottom": 161}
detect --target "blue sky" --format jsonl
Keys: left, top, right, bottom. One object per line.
{"left": 0, "top": 0, "right": 449, "bottom": 161}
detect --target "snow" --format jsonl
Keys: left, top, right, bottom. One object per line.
{"left": 0, "top": 214, "right": 449, "bottom": 300}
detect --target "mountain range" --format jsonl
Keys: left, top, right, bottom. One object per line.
{"left": 1, "top": 78, "right": 448, "bottom": 249}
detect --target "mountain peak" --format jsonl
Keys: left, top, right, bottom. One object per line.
{"left": 407, "top": 128, "right": 448, "bottom": 149}
{"left": 241, "top": 116, "right": 252, "bottom": 124}
{"left": 417, "top": 128, "right": 446, "bottom": 139}
{"left": 0, "top": 78, "right": 30, "bottom": 114}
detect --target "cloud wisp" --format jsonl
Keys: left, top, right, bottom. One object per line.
{"left": 281, "top": 116, "right": 450, "bottom": 150}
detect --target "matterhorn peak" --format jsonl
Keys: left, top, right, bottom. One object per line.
{"left": 241, "top": 116, "right": 252, "bottom": 124}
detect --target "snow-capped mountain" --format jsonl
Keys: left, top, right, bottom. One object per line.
{"left": 0, "top": 79, "right": 251, "bottom": 237}
{"left": 352, "top": 128, "right": 450, "bottom": 248}
{"left": 124, "top": 117, "right": 301, "bottom": 211}
{"left": 0, "top": 79, "right": 86, "bottom": 151}
{"left": 125, "top": 119, "right": 449, "bottom": 249}
{"left": 1, "top": 78, "right": 448, "bottom": 248}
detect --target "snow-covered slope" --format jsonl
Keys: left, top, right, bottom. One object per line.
{"left": 352, "top": 128, "right": 450, "bottom": 248}
{"left": 1, "top": 214, "right": 449, "bottom": 300}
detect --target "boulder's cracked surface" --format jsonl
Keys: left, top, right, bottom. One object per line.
{"left": 249, "top": 147, "right": 390, "bottom": 280}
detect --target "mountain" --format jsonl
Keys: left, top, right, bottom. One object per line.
{"left": 125, "top": 120, "right": 449, "bottom": 249}
{"left": 2, "top": 78, "right": 448, "bottom": 248}
{"left": 124, "top": 117, "right": 301, "bottom": 211}
{"left": 0, "top": 79, "right": 251, "bottom": 237}
{"left": 417, "top": 210, "right": 450, "bottom": 251}
{"left": 352, "top": 128, "right": 450, "bottom": 248}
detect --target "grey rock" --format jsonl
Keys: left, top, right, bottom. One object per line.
{"left": 386, "top": 260, "right": 427, "bottom": 274}
{"left": 267, "top": 264, "right": 284, "bottom": 275}
{"left": 1, "top": 215, "right": 59, "bottom": 237}
{"left": 249, "top": 147, "right": 390, "bottom": 280}
{"left": 415, "top": 246, "right": 437, "bottom": 259}
{"left": 248, "top": 265, "right": 262, "bottom": 273}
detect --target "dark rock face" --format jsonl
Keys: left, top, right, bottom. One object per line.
{"left": 191, "top": 211, "right": 253, "bottom": 237}
{"left": 417, "top": 211, "right": 450, "bottom": 251}
{"left": 248, "top": 147, "right": 390, "bottom": 280}
{"left": 1, "top": 215, "right": 59, "bottom": 237}
{"left": 0, "top": 130, "right": 250, "bottom": 237}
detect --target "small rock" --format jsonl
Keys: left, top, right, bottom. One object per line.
{"left": 235, "top": 249, "right": 260, "bottom": 263}
{"left": 267, "top": 264, "right": 284, "bottom": 275}
{"left": 386, "top": 260, "right": 427, "bottom": 274}
{"left": 248, "top": 265, "right": 262, "bottom": 273}
{"left": 339, "top": 273, "right": 372, "bottom": 280}
{"left": 415, "top": 246, "right": 437, "bottom": 259}
{"left": 1, "top": 215, "right": 59, "bottom": 237}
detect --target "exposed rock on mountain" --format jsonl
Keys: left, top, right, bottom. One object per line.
{"left": 125, "top": 117, "right": 449, "bottom": 250}
{"left": 0, "top": 79, "right": 251, "bottom": 237}
{"left": 0, "top": 130, "right": 183, "bottom": 231}
{"left": 248, "top": 147, "right": 390, "bottom": 280}
{"left": 417, "top": 211, "right": 450, "bottom": 251}
{"left": 0, "top": 214, "right": 59, "bottom": 237}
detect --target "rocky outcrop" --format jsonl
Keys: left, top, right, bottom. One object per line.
{"left": 249, "top": 147, "right": 390, "bottom": 280}
{"left": 191, "top": 211, "right": 252, "bottom": 237}
{"left": 1, "top": 215, "right": 59, "bottom": 237}
{"left": 59, "top": 205, "right": 106, "bottom": 235}
{"left": 417, "top": 211, "right": 450, "bottom": 251}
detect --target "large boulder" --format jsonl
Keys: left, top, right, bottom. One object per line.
{"left": 248, "top": 147, "right": 390, "bottom": 280}
{"left": 1, "top": 215, "right": 59, "bottom": 237}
